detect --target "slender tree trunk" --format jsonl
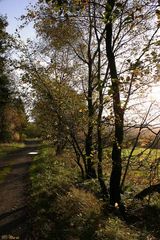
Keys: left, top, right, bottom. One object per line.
{"left": 97, "top": 85, "right": 108, "bottom": 196}
{"left": 55, "top": 117, "right": 66, "bottom": 155}
{"left": 105, "top": 0, "right": 124, "bottom": 206}
{"left": 85, "top": 5, "right": 97, "bottom": 179}
{"left": 70, "top": 132, "right": 87, "bottom": 174}
{"left": 95, "top": 24, "right": 108, "bottom": 196}
{"left": 85, "top": 66, "right": 97, "bottom": 178}
{"left": 97, "top": 120, "right": 109, "bottom": 197}
{"left": 55, "top": 143, "right": 64, "bottom": 155}
{"left": 72, "top": 140, "right": 85, "bottom": 179}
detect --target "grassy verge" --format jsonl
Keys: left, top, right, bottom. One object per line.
{"left": 0, "top": 142, "right": 25, "bottom": 159}
{"left": 29, "top": 147, "right": 160, "bottom": 240}
{"left": 0, "top": 143, "right": 25, "bottom": 183}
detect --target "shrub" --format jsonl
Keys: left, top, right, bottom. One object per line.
{"left": 54, "top": 187, "right": 102, "bottom": 240}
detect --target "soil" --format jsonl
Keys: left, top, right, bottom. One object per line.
{"left": 0, "top": 143, "right": 39, "bottom": 240}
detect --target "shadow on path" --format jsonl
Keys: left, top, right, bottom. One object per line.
{"left": 0, "top": 207, "right": 29, "bottom": 239}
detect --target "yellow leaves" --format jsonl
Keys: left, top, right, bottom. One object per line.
{"left": 132, "top": 68, "right": 141, "bottom": 76}
{"left": 74, "top": 0, "right": 89, "bottom": 6}
{"left": 27, "top": 10, "right": 36, "bottom": 20}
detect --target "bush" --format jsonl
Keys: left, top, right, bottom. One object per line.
{"left": 54, "top": 187, "right": 102, "bottom": 240}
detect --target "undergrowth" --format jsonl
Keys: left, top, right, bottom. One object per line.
{"left": 29, "top": 147, "right": 160, "bottom": 240}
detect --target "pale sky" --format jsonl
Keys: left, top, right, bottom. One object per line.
{"left": 151, "top": 85, "right": 160, "bottom": 101}
{"left": 0, "top": 0, "right": 36, "bottom": 39}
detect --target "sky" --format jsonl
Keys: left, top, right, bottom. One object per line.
{"left": 0, "top": 0, "right": 36, "bottom": 40}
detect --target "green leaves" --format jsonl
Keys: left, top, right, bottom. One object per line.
{"left": 123, "top": 15, "right": 133, "bottom": 25}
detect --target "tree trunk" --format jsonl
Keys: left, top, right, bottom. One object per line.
{"left": 55, "top": 142, "right": 64, "bottom": 156}
{"left": 55, "top": 117, "right": 66, "bottom": 155}
{"left": 85, "top": 5, "right": 97, "bottom": 179}
{"left": 85, "top": 61, "right": 96, "bottom": 178}
{"left": 71, "top": 139, "right": 85, "bottom": 179}
{"left": 95, "top": 24, "right": 108, "bottom": 197}
{"left": 97, "top": 92, "right": 108, "bottom": 196}
{"left": 134, "top": 183, "right": 160, "bottom": 200}
{"left": 105, "top": 0, "right": 124, "bottom": 206}
{"left": 85, "top": 124, "right": 97, "bottom": 178}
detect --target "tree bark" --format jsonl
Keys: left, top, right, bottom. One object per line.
{"left": 105, "top": 0, "right": 124, "bottom": 206}
{"left": 85, "top": 4, "right": 97, "bottom": 179}
{"left": 134, "top": 184, "right": 160, "bottom": 200}
{"left": 55, "top": 117, "right": 66, "bottom": 155}
{"left": 94, "top": 12, "right": 108, "bottom": 196}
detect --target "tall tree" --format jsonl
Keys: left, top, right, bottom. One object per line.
{"left": 0, "top": 16, "right": 27, "bottom": 142}
{"left": 0, "top": 16, "right": 11, "bottom": 142}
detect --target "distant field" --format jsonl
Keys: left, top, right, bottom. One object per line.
{"left": 103, "top": 147, "right": 160, "bottom": 200}
{"left": 104, "top": 147, "right": 160, "bottom": 162}
{"left": 122, "top": 147, "right": 160, "bottom": 161}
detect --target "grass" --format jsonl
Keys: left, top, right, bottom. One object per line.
{"left": 0, "top": 142, "right": 25, "bottom": 159}
{"left": 0, "top": 166, "right": 12, "bottom": 183}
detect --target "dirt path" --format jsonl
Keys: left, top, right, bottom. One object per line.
{"left": 0, "top": 144, "right": 39, "bottom": 240}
